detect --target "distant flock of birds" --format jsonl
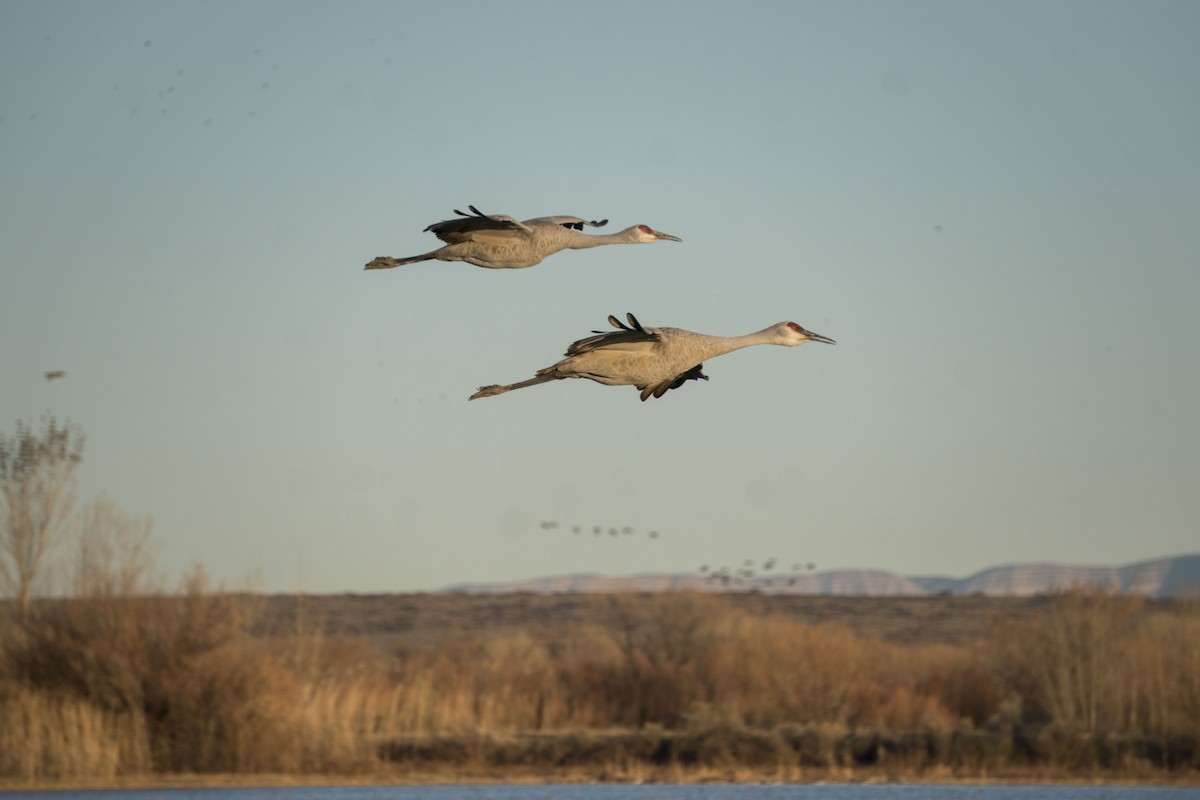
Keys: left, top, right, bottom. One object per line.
{"left": 539, "top": 520, "right": 659, "bottom": 539}
{"left": 366, "top": 205, "right": 835, "bottom": 401}
{"left": 536, "top": 518, "right": 816, "bottom": 586}
{"left": 700, "top": 559, "right": 818, "bottom": 588}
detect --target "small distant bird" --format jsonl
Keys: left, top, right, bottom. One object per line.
{"left": 44, "top": 371, "right": 65, "bottom": 381}
{"left": 470, "top": 313, "right": 835, "bottom": 402}
{"left": 365, "top": 205, "right": 681, "bottom": 270}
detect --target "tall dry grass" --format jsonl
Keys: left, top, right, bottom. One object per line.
{"left": 2, "top": 584, "right": 1198, "bottom": 781}
{"left": 0, "top": 687, "right": 148, "bottom": 780}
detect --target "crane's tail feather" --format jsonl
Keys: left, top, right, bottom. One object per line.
{"left": 364, "top": 253, "right": 436, "bottom": 270}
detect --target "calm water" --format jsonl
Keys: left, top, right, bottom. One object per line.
{"left": 2, "top": 785, "right": 1197, "bottom": 800}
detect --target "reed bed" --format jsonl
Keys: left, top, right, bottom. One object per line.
{"left": 1, "top": 585, "right": 1197, "bottom": 783}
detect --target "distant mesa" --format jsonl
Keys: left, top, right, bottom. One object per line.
{"left": 439, "top": 553, "right": 1200, "bottom": 599}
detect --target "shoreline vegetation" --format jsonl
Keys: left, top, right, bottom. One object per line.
{"left": 4, "top": 760, "right": 1200, "bottom": 793}
{"left": 2, "top": 739, "right": 1199, "bottom": 793}
{"left": 2, "top": 584, "right": 1198, "bottom": 790}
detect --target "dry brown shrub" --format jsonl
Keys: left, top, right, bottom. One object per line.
{"left": 917, "top": 656, "right": 1001, "bottom": 727}
{"left": 989, "top": 589, "right": 1200, "bottom": 739}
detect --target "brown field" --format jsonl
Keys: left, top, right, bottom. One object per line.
{"left": 3, "top": 586, "right": 1198, "bottom": 789}
{"left": 252, "top": 591, "right": 1063, "bottom": 648}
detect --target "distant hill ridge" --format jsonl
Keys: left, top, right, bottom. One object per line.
{"left": 441, "top": 553, "right": 1200, "bottom": 599}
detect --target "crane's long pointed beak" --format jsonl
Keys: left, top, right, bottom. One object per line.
{"left": 654, "top": 230, "right": 682, "bottom": 242}
{"left": 807, "top": 332, "right": 836, "bottom": 345}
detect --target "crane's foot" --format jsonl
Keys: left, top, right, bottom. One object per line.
{"left": 364, "top": 256, "right": 399, "bottom": 270}
{"left": 469, "top": 385, "right": 507, "bottom": 400}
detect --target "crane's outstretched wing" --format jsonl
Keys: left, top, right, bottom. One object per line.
{"left": 637, "top": 364, "right": 709, "bottom": 402}
{"left": 424, "top": 205, "right": 533, "bottom": 244}
{"left": 564, "top": 312, "right": 708, "bottom": 400}
{"left": 566, "top": 313, "right": 659, "bottom": 356}
{"left": 523, "top": 215, "right": 609, "bottom": 231}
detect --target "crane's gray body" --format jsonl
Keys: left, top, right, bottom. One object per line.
{"left": 365, "top": 206, "right": 680, "bottom": 270}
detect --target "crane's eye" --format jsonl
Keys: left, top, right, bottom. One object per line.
{"left": 637, "top": 224, "right": 652, "bottom": 233}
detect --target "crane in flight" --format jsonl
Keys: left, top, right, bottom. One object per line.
{"left": 364, "top": 205, "right": 681, "bottom": 270}
{"left": 470, "top": 313, "right": 835, "bottom": 402}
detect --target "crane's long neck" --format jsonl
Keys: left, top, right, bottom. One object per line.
{"left": 563, "top": 228, "right": 642, "bottom": 250}
{"left": 689, "top": 329, "right": 781, "bottom": 361}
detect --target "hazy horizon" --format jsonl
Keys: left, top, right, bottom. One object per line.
{"left": 435, "top": 550, "right": 1200, "bottom": 595}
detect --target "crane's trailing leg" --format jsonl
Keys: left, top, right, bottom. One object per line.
{"left": 469, "top": 372, "right": 560, "bottom": 400}
{"left": 364, "top": 253, "right": 436, "bottom": 270}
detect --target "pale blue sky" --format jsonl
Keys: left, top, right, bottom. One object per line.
{"left": 2, "top": 1, "right": 1198, "bottom": 593}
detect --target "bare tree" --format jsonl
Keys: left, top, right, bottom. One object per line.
{"left": 74, "top": 496, "right": 158, "bottom": 598}
{"left": 0, "top": 416, "right": 85, "bottom": 618}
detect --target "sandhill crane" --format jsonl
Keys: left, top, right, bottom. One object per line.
{"left": 364, "top": 205, "right": 681, "bottom": 270}
{"left": 44, "top": 371, "right": 65, "bottom": 381}
{"left": 470, "top": 313, "right": 835, "bottom": 402}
